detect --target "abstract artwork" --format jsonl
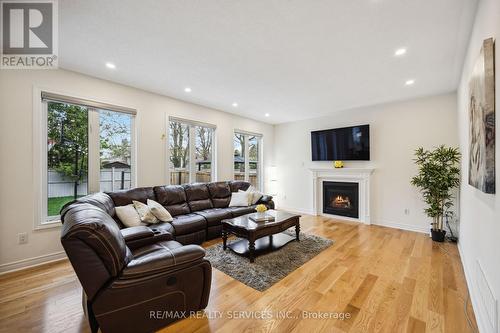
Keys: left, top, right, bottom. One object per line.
{"left": 468, "top": 38, "right": 495, "bottom": 194}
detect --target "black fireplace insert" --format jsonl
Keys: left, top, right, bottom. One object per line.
{"left": 322, "top": 181, "right": 359, "bottom": 218}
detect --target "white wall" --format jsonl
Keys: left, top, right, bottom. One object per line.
{"left": 457, "top": 0, "right": 500, "bottom": 332}
{"left": 0, "top": 69, "right": 274, "bottom": 270}
{"left": 274, "top": 93, "right": 458, "bottom": 233}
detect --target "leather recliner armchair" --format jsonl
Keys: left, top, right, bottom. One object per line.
{"left": 60, "top": 202, "right": 212, "bottom": 333}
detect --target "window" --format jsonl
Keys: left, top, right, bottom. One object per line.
{"left": 169, "top": 118, "right": 216, "bottom": 185}
{"left": 99, "top": 110, "right": 133, "bottom": 192}
{"left": 195, "top": 126, "right": 214, "bottom": 182}
{"left": 36, "top": 91, "right": 136, "bottom": 227}
{"left": 46, "top": 102, "right": 89, "bottom": 219}
{"left": 234, "top": 131, "right": 262, "bottom": 189}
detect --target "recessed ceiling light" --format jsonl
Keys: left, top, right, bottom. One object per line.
{"left": 232, "top": 102, "right": 238, "bottom": 107}
{"left": 184, "top": 87, "right": 192, "bottom": 93}
{"left": 265, "top": 113, "right": 270, "bottom": 117}
{"left": 105, "top": 62, "right": 116, "bottom": 69}
{"left": 405, "top": 79, "right": 415, "bottom": 86}
{"left": 394, "top": 48, "right": 407, "bottom": 56}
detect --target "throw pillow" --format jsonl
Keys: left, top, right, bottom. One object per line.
{"left": 240, "top": 188, "right": 264, "bottom": 205}
{"left": 133, "top": 200, "right": 159, "bottom": 224}
{"left": 229, "top": 191, "right": 250, "bottom": 207}
{"left": 115, "top": 204, "right": 142, "bottom": 227}
{"left": 251, "top": 190, "right": 264, "bottom": 205}
{"left": 239, "top": 189, "right": 253, "bottom": 205}
{"left": 147, "top": 199, "right": 173, "bottom": 222}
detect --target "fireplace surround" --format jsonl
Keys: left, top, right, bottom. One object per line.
{"left": 310, "top": 167, "right": 374, "bottom": 224}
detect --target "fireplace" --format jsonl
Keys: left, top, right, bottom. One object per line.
{"left": 322, "top": 181, "right": 359, "bottom": 218}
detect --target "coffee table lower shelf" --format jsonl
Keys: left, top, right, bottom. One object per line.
{"left": 225, "top": 232, "right": 296, "bottom": 260}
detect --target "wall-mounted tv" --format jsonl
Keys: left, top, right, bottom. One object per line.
{"left": 311, "top": 125, "right": 370, "bottom": 161}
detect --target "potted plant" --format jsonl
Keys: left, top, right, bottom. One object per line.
{"left": 411, "top": 146, "right": 461, "bottom": 242}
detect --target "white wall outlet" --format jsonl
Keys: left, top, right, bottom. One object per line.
{"left": 404, "top": 208, "right": 410, "bottom": 215}
{"left": 18, "top": 232, "right": 28, "bottom": 244}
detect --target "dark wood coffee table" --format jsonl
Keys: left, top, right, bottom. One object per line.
{"left": 221, "top": 210, "right": 301, "bottom": 262}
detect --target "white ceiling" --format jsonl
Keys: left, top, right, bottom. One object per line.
{"left": 59, "top": 0, "right": 478, "bottom": 124}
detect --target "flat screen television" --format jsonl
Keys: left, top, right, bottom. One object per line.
{"left": 311, "top": 125, "right": 370, "bottom": 161}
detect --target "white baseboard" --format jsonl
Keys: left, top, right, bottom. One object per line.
{"left": 0, "top": 251, "right": 67, "bottom": 275}
{"left": 370, "top": 220, "right": 429, "bottom": 234}
{"left": 458, "top": 242, "right": 496, "bottom": 333}
{"left": 277, "top": 207, "right": 429, "bottom": 234}
{"left": 276, "top": 206, "right": 315, "bottom": 216}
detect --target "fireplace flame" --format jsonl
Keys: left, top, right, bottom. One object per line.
{"left": 332, "top": 195, "right": 351, "bottom": 208}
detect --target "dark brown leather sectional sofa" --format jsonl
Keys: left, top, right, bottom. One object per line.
{"left": 60, "top": 181, "right": 274, "bottom": 333}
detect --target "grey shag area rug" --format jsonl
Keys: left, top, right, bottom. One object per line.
{"left": 205, "top": 231, "right": 334, "bottom": 291}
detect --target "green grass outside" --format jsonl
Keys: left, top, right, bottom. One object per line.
{"left": 48, "top": 196, "right": 82, "bottom": 216}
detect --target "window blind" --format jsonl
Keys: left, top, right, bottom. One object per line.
{"left": 41, "top": 91, "right": 137, "bottom": 115}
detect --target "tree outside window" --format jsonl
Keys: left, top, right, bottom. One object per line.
{"left": 169, "top": 120, "right": 215, "bottom": 184}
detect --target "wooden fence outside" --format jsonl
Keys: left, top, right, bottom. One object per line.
{"left": 170, "top": 170, "right": 258, "bottom": 187}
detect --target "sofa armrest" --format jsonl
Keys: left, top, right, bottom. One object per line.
{"left": 121, "top": 226, "right": 173, "bottom": 250}
{"left": 257, "top": 195, "right": 275, "bottom": 210}
{"left": 120, "top": 243, "right": 206, "bottom": 279}
{"left": 258, "top": 195, "right": 273, "bottom": 203}
{"left": 121, "top": 226, "right": 154, "bottom": 241}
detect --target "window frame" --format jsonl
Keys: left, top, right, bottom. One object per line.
{"left": 33, "top": 88, "right": 137, "bottom": 229}
{"left": 233, "top": 130, "right": 263, "bottom": 190}
{"left": 166, "top": 116, "right": 217, "bottom": 185}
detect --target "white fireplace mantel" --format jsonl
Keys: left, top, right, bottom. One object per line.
{"left": 309, "top": 167, "right": 375, "bottom": 224}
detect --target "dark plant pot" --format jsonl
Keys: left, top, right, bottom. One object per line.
{"left": 431, "top": 229, "right": 446, "bottom": 242}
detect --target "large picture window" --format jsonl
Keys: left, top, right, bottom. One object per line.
{"left": 234, "top": 131, "right": 262, "bottom": 189}
{"left": 37, "top": 92, "right": 136, "bottom": 226}
{"left": 169, "top": 118, "right": 216, "bottom": 185}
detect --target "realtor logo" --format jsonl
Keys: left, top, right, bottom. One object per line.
{"left": 1, "top": 0, "right": 58, "bottom": 69}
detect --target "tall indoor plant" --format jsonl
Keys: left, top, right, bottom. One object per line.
{"left": 411, "top": 146, "right": 461, "bottom": 242}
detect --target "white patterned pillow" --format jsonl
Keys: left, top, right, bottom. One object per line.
{"left": 250, "top": 190, "right": 263, "bottom": 205}
{"left": 229, "top": 191, "right": 250, "bottom": 207}
{"left": 240, "top": 188, "right": 263, "bottom": 205}
{"left": 133, "top": 200, "right": 159, "bottom": 224}
{"left": 147, "top": 199, "right": 173, "bottom": 222}
{"left": 115, "top": 204, "right": 142, "bottom": 227}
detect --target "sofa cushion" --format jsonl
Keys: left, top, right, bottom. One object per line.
{"left": 184, "top": 183, "right": 213, "bottom": 212}
{"left": 207, "top": 182, "right": 231, "bottom": 208}
{"left": 174, "top": 230, "right": 206, "bottom": 245}
{"left": 153, "top": 185, "right": 190, "bottom": 216}
{"left": 170, "top": 213, "right": 207, "bottom": 236}
{"left": 229, "top": 181, "right": 251, "bottom": 193}
{"left": 194, "top": 208, "right": 232, "bottom": 227}
{"left": 107, "top": 187, "right": 155, "bottom": 207}
{"left": 228, "top": 205, "right": 257, "bottom": 217}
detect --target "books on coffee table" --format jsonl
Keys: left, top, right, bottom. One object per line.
{"left": 248, "top": 213, "right": 275, "bottom": 222}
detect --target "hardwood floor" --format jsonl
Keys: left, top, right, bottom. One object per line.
{"left": 0, "top": 215, "right": 477, "bottom": 333}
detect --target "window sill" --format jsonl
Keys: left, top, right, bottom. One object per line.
{"left": 34, "top": 220, "right": 61, "bottom": 231}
